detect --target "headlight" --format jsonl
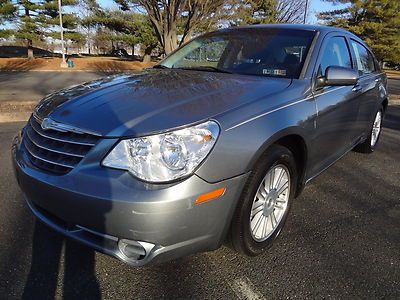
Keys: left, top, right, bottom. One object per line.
{"left": 102, "top": 120, "right": 220, "bottom": 182}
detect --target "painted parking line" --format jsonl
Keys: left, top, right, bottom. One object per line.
{"left": 228, "top": 277, "right": 266, "bottom": 300}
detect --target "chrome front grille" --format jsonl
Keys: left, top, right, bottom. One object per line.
{"left": 23, "top": 116, "right": 100, "bottom": 174}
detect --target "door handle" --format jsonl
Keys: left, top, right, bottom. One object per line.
{"left": 352, "top": 85, "right": 362, "bottom": 92}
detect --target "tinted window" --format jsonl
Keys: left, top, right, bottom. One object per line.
{"left": 350, "top": 40, "right": 376, "bottom": 75}
{"left": 161, "top": 29, "right": 316, "bottom": 79}
{"left": 318, "top": 37, "right": 352, "bottom": 76}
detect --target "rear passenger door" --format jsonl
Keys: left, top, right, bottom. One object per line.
{"left": 349, "top": 39, "right": 381, "bottom": 136}
{"left": 310, "top": 34, "right": 360, "bottom": 176}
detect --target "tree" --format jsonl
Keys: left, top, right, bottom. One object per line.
{"left": 134, "top": 14, "right": 158, "bottom": 62}
{"left": 78, "top": 0, "right": 101, "bottom": 54}
{"left": 14, "top": 0, "right": 45, "bottom": 59}
{"left": 0, "top": 0, "right": 16, "bottom": 39}
{"left": 44, "top": 0, "right": 85, "bottom": 53}
{"left": 2, "top": 0, "right": 81, "bottom": 59}
{"left": 115, "top": 0, "right": 227, "bottom": 54}
{"left": 0, "top": 0, "right": 16, "bottom": 24}
{"left": 84, "top": 8, "right": 158, "bottom": 61}
{"left": 318, "top": 0, "right": 400, "bottom": 64}
{"left": 230, "top": 0, "right": 307, "bottom": 26}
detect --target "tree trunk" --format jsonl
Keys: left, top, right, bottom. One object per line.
{"left": 27, "top": 39, "right": 34, "bottom": 60}
{"left": 142, "top": 45, "right": 154, "bottom": 63}
{"left": 182, "top": 28, "right": 193, "bottom": 45}
{"left": 25, "top": 7, "right": 34, "bottom": 60}
{"left": 142, "top": 54, "right": 151, "bottom": 63}
{"left": 131, "top": 44, "right": 135, "bottom": 60}
{"left": 163, "top": 27, "right": 178, "bottom": 55}
{"left": 87, "top": 27, "right": 91, "bottom": 55}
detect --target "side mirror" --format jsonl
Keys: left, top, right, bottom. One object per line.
{"left": 316, "top": 66, "right": 358, "bottom": 88}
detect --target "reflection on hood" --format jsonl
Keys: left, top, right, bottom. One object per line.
{"left": 33, "top": 69, "right": 291, "bottom": 137}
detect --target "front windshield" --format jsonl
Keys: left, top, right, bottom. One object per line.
{"left": 160, "top": 28, "right": 316, "bottom": 79}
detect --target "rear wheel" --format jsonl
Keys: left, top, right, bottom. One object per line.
{"left": 355, "top": 107, "right": 383, "bottom": 153}
{"left": 230, "top": 145, "right": 297, "bottom": 256}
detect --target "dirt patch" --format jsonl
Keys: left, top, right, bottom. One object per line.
{"left": 0, "top": 57, "right": 154, "bottom": 72}
{"left": 81, "top": 59, "right": 153, "bottom": 74}
{"left": 0, "top": 58, "right": 46, "bottom": 71}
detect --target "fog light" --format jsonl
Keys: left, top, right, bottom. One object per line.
{"left": 118, "top": 240, "right": 146, "bottom": 260}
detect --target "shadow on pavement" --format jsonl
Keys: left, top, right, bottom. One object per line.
{"left": 384, "top": 105, "right": 400, "bottom": 131}
{"left": 22, "top": 222, "right": 101, "bottom": 299}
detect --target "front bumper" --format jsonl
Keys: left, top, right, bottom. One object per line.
{"left": 12, "top": 131, "right": 248, "bottom": 266}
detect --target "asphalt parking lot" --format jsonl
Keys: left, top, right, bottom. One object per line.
{"left": 0, "top": 72, "right": 101, "bottom": 103}
{"left": 0, "top": 77, "right": 399, "bottom": 299}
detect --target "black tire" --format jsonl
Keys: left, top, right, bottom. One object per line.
{"left": 354, "top": 106, "right": 384, "bottom": 153}
{"left": 229, "top": 145, "right": 298, "bottom": 256}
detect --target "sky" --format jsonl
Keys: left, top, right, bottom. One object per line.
{"left": 96, "top": 0, "right": 347, "bottom": 24}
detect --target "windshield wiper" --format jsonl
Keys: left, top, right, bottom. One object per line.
{"left": 175, "top": 66, "right": 233, "bottom": 74}
{"left": 153, "top": 65, "right": 170, "bottom": 69}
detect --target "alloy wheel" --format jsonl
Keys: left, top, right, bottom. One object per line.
{"left": 249, "top": 164, "right": 291, "bottom": 242}
{"left": 371, "top": 110, "right": 382, "bottom": 147}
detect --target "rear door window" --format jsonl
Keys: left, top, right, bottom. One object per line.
{"left": 350, "top": 40, "right": 376, "bottom": 75}
{"left": 318, "top": 36, "right": 352, "bottom": 77}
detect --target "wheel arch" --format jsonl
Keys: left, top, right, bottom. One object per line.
{"left": 382, "top": 97, "right": 389, "bottom": 113}
{"left": 246, "top": 127, "right": 309, "bottom": 197}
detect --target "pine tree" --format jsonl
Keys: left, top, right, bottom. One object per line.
{"left": 0, "top": 0, "right": 17, "bottom": 38}
{"left": 43, "top": 0, "right": 84, "bottom": 47}
{"left": 0, "top": 0, "right": 16, "bottom": 24}
{"left": 231, "top": 0, "right": 279, "bottom": 25}
{"left": 230, "top": 0, "right": 307, "bottom": 26}
{"left": 83, "top": 9, "right": 158, "bottom": 61}
{"left": 15, "top": 0, "right": 45, "bottom": 59}
{"left": 319, "top": 0, "right": 400, "bottom": 65}
{"left": 2, "top": 0, "right": 82, "bottom": 59}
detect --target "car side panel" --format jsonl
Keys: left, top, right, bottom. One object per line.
{"left": 307, "top": 33, "right": 362, "bottom": 177}
{"left": 354, "top": 73, "right": 384, "bottom": 136}
{"left": 309, "top": 85, "right": 361, "bottom": 176}
{"left": 346, "top": 36, "right": 388, "bottom": 137}
{"left": 195, "top": 81, "right": 317, "bottom": 183}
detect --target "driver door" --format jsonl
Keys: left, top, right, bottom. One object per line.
{"left": 309, "top": 35, "right": 361, "bottom": 176}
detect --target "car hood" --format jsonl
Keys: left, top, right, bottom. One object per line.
{"left": 34, "top": 69, "right": 292, "bottom": 137}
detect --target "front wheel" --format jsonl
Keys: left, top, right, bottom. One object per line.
{"left": 354, "top": 107, "right": 383, "bottom": 153}
{"left": 229, "top": 145, "right": 297, "bottom": 256}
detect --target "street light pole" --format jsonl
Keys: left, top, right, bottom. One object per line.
{"left": 303, "top": 0, "right": 309, "bottom": 24}
{"left": 58, "top": 0, "right": 68, "bottom": 68}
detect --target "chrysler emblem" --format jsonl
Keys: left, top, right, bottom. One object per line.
{"left": 41, "top": 117, "right": 67, "bottom": 132}
{"left": 39, "top": 117, "right": 100, "bottom": 136}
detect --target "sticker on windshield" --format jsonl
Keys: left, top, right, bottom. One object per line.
{"left": 263, "top": 69, "right": 287, "bottom": 76}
